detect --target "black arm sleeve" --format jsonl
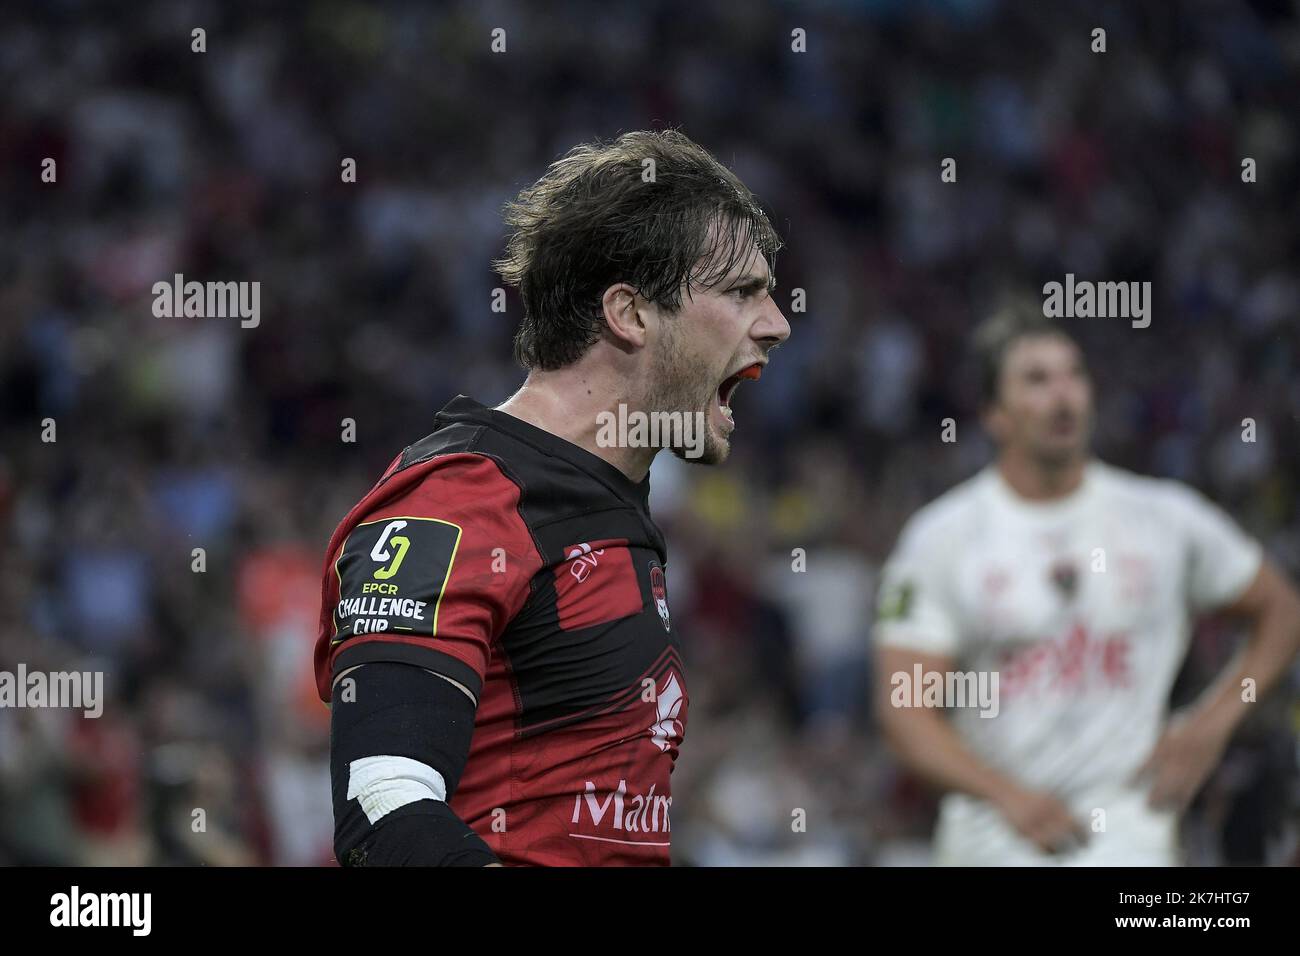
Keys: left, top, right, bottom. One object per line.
{"left": 330, "top": 660, "right": 498, "bottom": 867}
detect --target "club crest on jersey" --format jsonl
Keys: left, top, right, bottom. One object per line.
{"left": 1050, "top": 559, "right": 1078, "bottom": 601}
{"left": 649, "top": 562, "right": 670, "bottom": 631}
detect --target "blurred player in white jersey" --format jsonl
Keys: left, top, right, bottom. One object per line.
{"left": 873, "top": 305, "right": 1300, "bottom": 866}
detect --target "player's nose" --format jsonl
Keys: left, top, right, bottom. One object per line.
{"left": 752, "top": 294, "right": 791, "bottom": 348}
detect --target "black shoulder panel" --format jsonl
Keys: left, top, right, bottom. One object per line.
{"left": 397, "top": 421, "right": 485, "bottom": 473}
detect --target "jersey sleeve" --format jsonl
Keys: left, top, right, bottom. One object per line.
{"left": 322, "top": 453, "right": 541, "bottom": 702}
{"left": 873, "top": 510, "right": 963, "bottom": 658}
{"left": 1166, "top": 483, "right": 1263, "bottom": 614}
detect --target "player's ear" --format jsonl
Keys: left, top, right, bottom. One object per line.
{"left": 601, "top": 282, "right": 647, "bottom": 353}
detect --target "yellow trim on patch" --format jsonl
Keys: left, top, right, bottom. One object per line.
{"left": 431, "top": 521, "right": 462, "bottom": 637}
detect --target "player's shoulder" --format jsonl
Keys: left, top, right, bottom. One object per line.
{"left": 326, "top": 444, "right": 533, "bottom": 579}
{"left": 1088, "top": 460, "right": 1217, "bottom": 521}
{"left": 376, "top": 399, "right": 550, "bottom": 499}
{"left": 338, "top": 436, "right": 524, "bottom": 545}
{"left": 382, "top": 447, "right": 522, "bottom": 516}
{"left": 892, "top": 468, "right": 995, "bottom": 555}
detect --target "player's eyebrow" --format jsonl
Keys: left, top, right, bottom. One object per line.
{"left": 726, "top": 273, "right": 775, "bottom": 294}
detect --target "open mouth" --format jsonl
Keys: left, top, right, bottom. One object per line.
{"left": 1049, "top": 412, "right": 1079, "bottom": 436}
{"left": 716, "top": 362, "right": 764, "bottom": 426}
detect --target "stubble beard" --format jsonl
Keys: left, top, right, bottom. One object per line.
{"left": 645, "top": 324, "right": 730, "bottom": 466}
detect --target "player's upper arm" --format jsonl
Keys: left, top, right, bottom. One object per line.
{"left": 874, "top": 509, "right": 964, "bottom": 658}
{"left": 1165, "top": 482, "right": 1263, "bottom": 615}
{"left": 1216, "top": 558, "right": 1300, "bottom": 623}
{"left": 874, "top": 645, "right": 958, "bottom": 727}
{"left": 325, "top": 453, "right": 543, "bottom": 702}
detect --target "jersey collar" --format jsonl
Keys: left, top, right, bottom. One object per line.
{"left": 434, "top": 395, "right": 654, "bottom": 513}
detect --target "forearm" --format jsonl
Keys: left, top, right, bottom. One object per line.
{"left": 331, "top": 660, "right": 499, "bottom": 867}
{"left": 337, "top": 800, "right": 497, "bottom": 867}
{"left": 1193, "top": 584, "right": 1300, "bottom": 737}
{"left": 875, "top": 648, "right": 1026, "bottom": 807}
{"left": 879, "top": 706, "right": 1023, "bottom": 808}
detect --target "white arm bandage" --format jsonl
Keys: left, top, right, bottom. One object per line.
{"left": 346, "top": 755, "right": 448, "bottom": 825}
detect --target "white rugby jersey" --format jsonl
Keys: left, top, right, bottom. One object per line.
{"left": 875, "top": 461, "right": 1262, "bottom": 865}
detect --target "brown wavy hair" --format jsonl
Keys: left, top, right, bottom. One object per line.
{"left": 494, "top": 129, "right": 782, "bottom": 370}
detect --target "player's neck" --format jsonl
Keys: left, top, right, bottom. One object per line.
{"left": 495, "top": 372, "right": 657, "bottom": 484}
{"left": 995, "top": 451, "right": 1089, "bottom": 502}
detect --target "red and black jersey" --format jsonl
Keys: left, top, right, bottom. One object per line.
{"left": 314, "top": 395, "right": 687, "bottom": 865}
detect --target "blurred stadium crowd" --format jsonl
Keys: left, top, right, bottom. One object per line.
{"left": 1, "top": 0, "right": 1297, "bottom": 865}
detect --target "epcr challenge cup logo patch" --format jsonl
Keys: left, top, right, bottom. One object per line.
{"left": 649, "top": 562, "right": 670, "bottom": 631}
{"left": 371, "top": 520, "right": 411, "bottom": 579}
